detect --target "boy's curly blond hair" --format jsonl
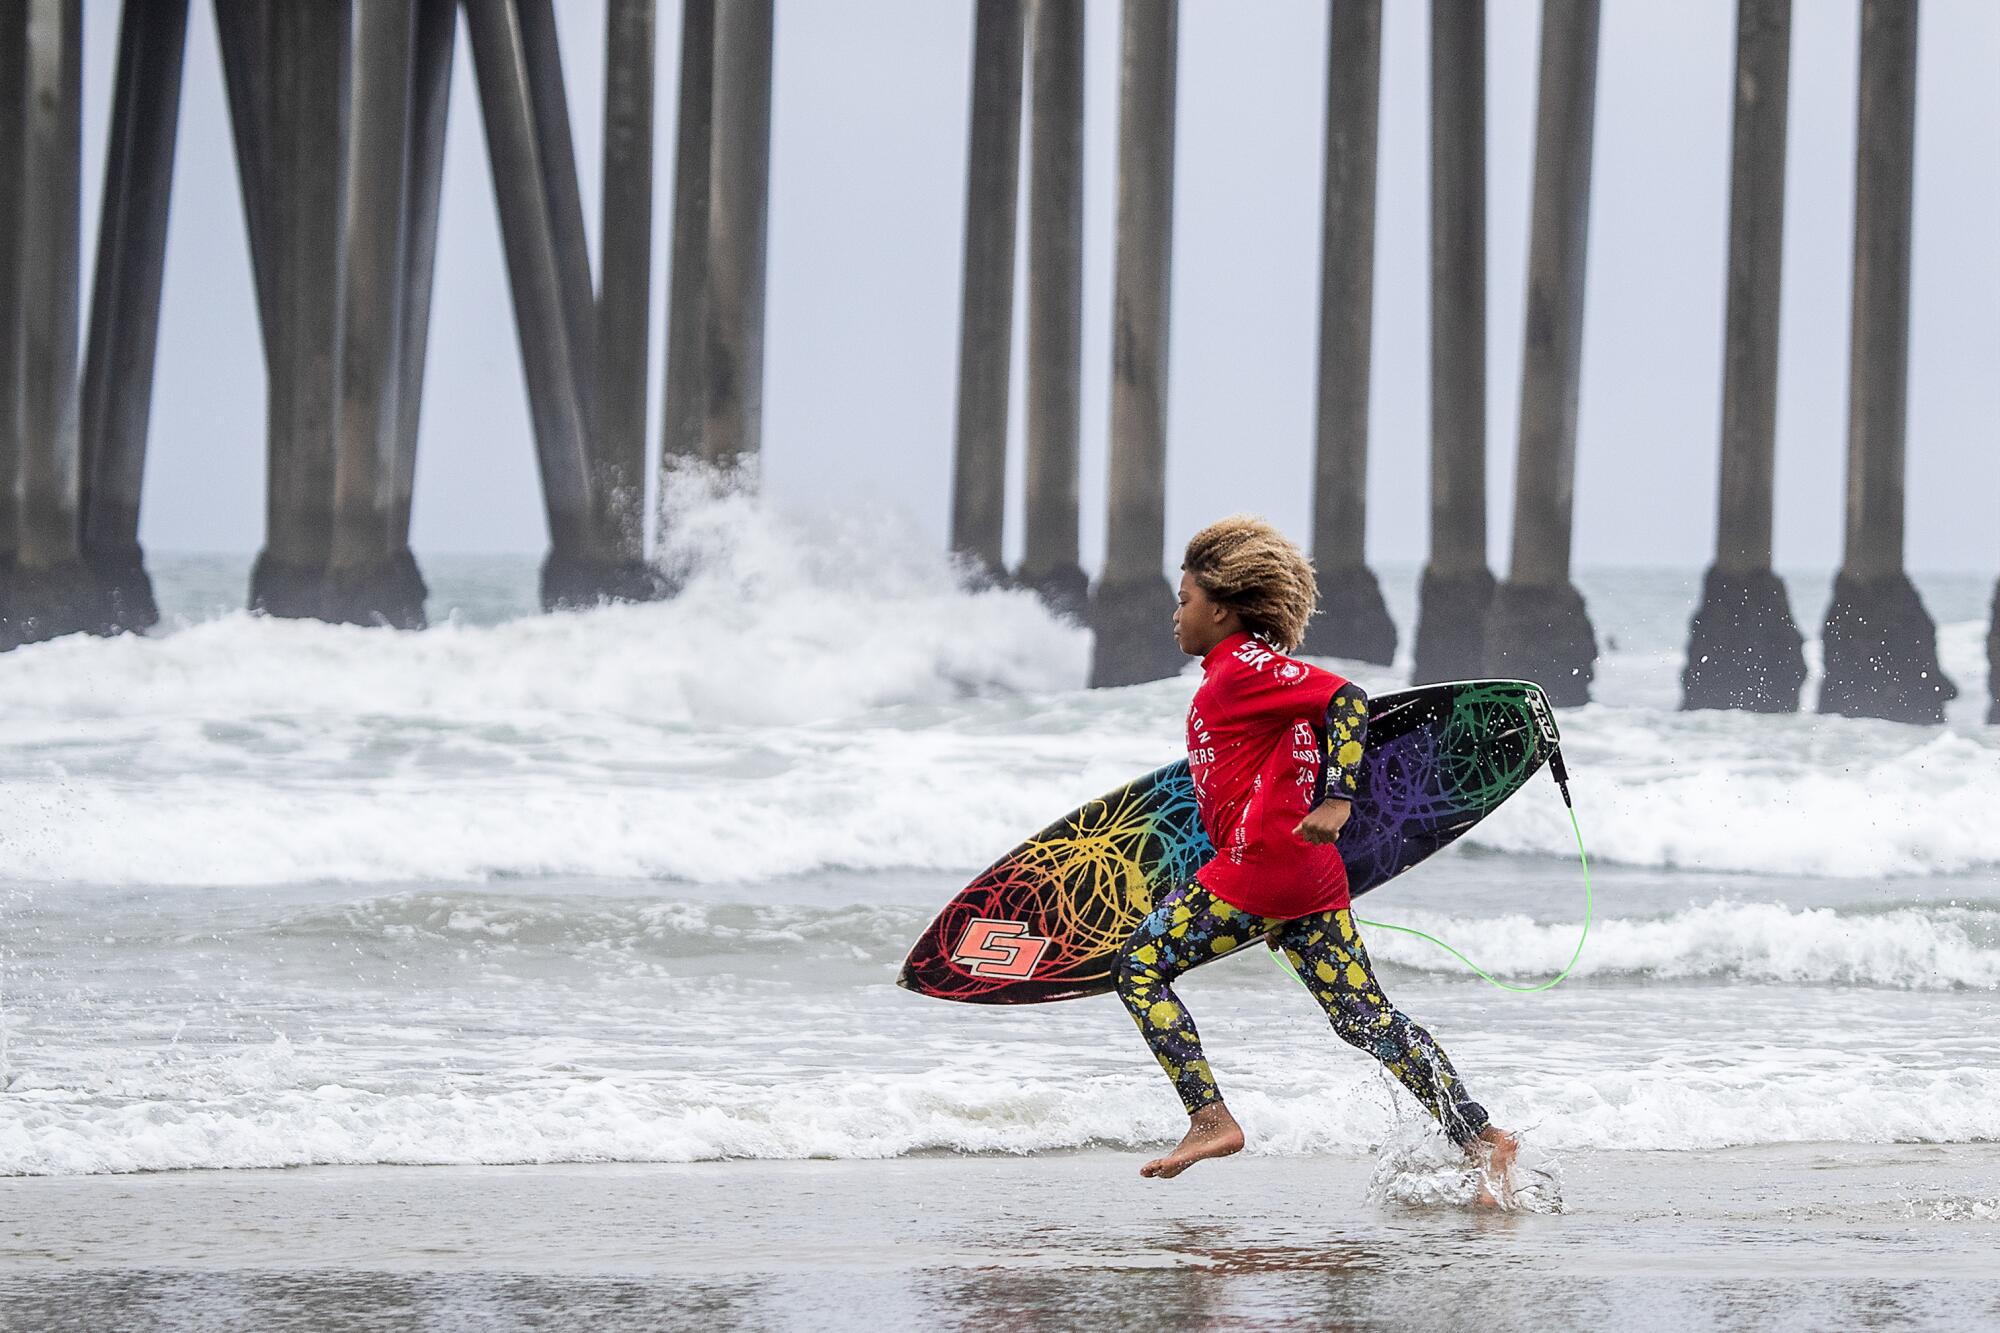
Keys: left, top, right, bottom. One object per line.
{"left": 1182, "top": 515, "right": 1318, "bottom": 652}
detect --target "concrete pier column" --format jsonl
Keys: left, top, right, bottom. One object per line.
{"left": 1486, "top": 0, "right": 1600, "bottom": 706}
{"left": 1089, "top": 0, "right": 1183, "bottom": 688}
{"left": 79, "top": 0, "right": 190, "bottom": 636}
{"left": 660, "top": 0, "right": 714, "bottom": 482}
{"left": 1683, "top": 0, "right": 1805, "bottom": 712}
{"left": 1019, "top": 0, "right": 1087, "bottom": 615}
{"left": 249, "top": 0, "right": 349, "bottom": 620}
{"left": 1301, "top": 0, "right": 1395, "bottom": 665}
{"left": 213, "top": 0, "right": 275, "bottom": 348}
{"left": 1818, "top": 0, "right": 1954, "bottom": 723}
{"left": 465, "top": 0, "right": 600, "bottom": 608}
{"left": 13, "top": 0, "right": 98, "bottom": 644}
{"left": 386, "top": 0, "right": 456, "bottom": 619}
{"left": 1413, "top": 0, "right": 1494, "bottom": 684}
{"left": 0, "top": 2, "right": 26, "bottom": 647}
{"left": 948, "top": 0, "right": 1024, "bottom": 577}
{"left": 1987, "top": 577, "right": 1999, "bottom": 723}
{"left": 597, "top": 0, "right": 657, "bottom": 574}
{"left": 326, "top": 0, "right": 423, "bottom": 629}
{"left": 703, "top": 0, "right": 774, "bottom": 467}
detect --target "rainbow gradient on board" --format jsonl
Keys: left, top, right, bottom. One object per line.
{"left": 899, "top": 680, "right": 1564, "bottom": 1004}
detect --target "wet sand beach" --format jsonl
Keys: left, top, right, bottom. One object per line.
{"left": 4, "top": 1146, "right": 1998, "bottom": 1330}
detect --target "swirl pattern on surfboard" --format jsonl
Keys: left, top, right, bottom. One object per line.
{"left": 899, "top": 680, "right": 1560, "bottom": 1004}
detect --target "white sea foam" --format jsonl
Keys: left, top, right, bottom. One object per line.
{"left": 7, "top": 1055, "right": 2000, "bottom": 1176}
{"left": 1462, "top": 709, "right": 2000, "bottom": 879}
{"left": 1360, "top": 900, "right": 2000, "bottom": 990}
{"left": 0, "top": 495, "right": 1994, "bottom": 886}
{"left": 33, "top": 890, "right": 1995, "bottom": 991}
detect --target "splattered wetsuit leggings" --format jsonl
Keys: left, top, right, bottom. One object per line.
{"left": 1115, "top": 881, "right": 1490, "bottom": 1147}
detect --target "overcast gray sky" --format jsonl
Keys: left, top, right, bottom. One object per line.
{"left": 80, "top": 0, "right": 2000, "bottom": 572}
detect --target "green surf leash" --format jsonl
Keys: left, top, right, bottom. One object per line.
{"left": 1270, "top": 749, "right": 1591, "bottom": 995}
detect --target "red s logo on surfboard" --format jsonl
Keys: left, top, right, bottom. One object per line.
{"left": 951, "top": 919, "right": 1050, "bottom": 979}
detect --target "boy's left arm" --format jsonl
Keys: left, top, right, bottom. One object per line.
{"left": 1294, "top": 680, "right": 1369, "bottom": 845}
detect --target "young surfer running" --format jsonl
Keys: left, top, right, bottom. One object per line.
{"left": 1117, "top": 515, "right": 1517, "bottom": 1183}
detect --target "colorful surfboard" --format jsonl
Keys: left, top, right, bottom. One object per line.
{"left": 899, "top": 679, "right": 1564, "bottom": 1004}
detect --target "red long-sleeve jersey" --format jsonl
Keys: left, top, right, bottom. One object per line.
{"left": 1187, "top": 631, "right": 1352, "bottom": 919}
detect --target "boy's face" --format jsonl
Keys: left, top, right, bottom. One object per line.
{"left": 1173, "top": 571, "right": 1238, "bottom": 657}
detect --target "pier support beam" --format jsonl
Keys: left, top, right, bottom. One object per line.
{"left": 214, "top": 0, "right": 275, "bottom": 348}
{"left": 1486, "top": 0, "right": 1600, "bottom": 706}
{"left": 0, "top": 2, "right": 25, "bottom": 648}
{"left": 1817, "top": 0, "right": 1953, "bottom": 723}
{"left": 13, "top": 0, "right": 98, "bottom": 644}
{"left": 1301, "top": 0, "right": 1394, "bottom": 664}
{"left": 1020, "top": 0, "right": 1087, "bottom": 615}
{"left": 250, "top": 0, "right": 349, "bottom": 620}
{"left": 466, "top": 0, "right": 603, "bottom": 609}
{"left": 326, "top": 0, "right": 423, "bottom": 628}
{"left": 703, "top": 0, "right": 774, "bottom": 468}
{"left": 79, "top": 0, "right": 190, "bottom": 636}
{"left": 385, "top": 0, "right": 457, "bottom": 621}
{"left": 1090, "top": 0, "right": 1183, "bottom": 687}
{"left": 660, "top": 0, "right": 714, "bottom": 486}
{"left": 1413, "top": 0, "right": 1493, "bottom": 684}
{"left": 598, "top": 0, "right": 657, "bottom": 571}
{"left": 1684, "top": 0, "right": 1804, "bottom": 712}
{"left": 949, "top": 0, "right": 1025, "bottom": 579}
{"left": 1987, "top": 577, "right": 1999, "bottom": 723}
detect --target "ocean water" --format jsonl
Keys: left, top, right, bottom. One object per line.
{"left": 1, "top": 492, "right": 1997, "bottom": 1188}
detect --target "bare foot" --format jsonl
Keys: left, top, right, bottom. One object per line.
{"left": 1468, "top": 1124, "right": 1519, "bottom": 1207}
{"left": 1140, "top": 1104, "right": 1245, "bottom": 1179}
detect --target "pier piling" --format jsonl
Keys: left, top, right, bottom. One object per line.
{"left": 948, "top": 0, "right": 1026, "bottom": 580}
{"left": 386, "top": 0, "right": 457, "bottom": 619}
{"left": 79, "top": 0, "right": 188, "bottom": 636}
{"left": 1020, "top": 0, "right": 1088, "bottom": 616}
{"left": 1485, "top": 0, "right": 1600, "bottom": 706}
{"left": 14, "top": 0, "right": 99, "bottom": 644}
{"left": 660, "top": 0, "right": 714, "bottom": 484}
{"left": 1988, "top": 579, "right": 1999, "bottom": 723}
{"left": 326, "top": 0, "right": 421, "bottom": 629}
{"left": 1301, "top": 0, "right": 1394, "bottom": 665}
{"left": 1413, "top": 0, "right": 1494, "bottom": 684}
{"left": 597, "top": 0, "right": 657, "bottom": 569}
{"left": 213, "top": 0, "right": 275, "bottom": 348}
{"left": 702, "top": 0, "right": 774, "bottom": 469}
{"left": 1089, "top": 0, "right": 1183, "bottom": 688}
{"left": 1683, "top": 0, "right": 1804, "bottom": 712}
{"left": 1817, "top": 0, "right": 1954, "bottom": 723}
{"left": 249, "top": 0, "right": 348, "bottom": 622}
{"left": 466, "top": 0, "right": 600, "bottom": 608}
{"left": 0, "top": 1, "right": 26, "bottom": 649}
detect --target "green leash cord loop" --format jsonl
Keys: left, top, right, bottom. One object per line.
{"left": 1272, "top": 757, "right": 1593, "bottom": 994}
